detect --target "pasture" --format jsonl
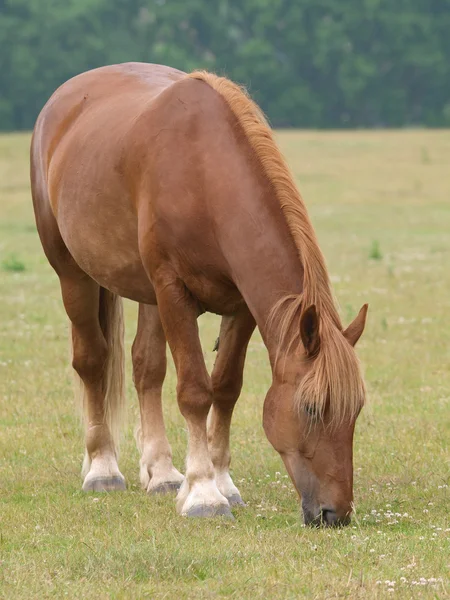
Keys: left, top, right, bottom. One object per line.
{"left": 0, "top": 130, "right": 449, "bottom": 598}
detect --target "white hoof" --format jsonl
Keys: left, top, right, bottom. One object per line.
{"left": 82, "top": 454, "right": 125, "bottom": 492}
{"left": 178, "top": 479, "right": 230, "bottom": 516}
{"left": 215, "top": 471, "right": 245, "bottom": 506}
{"left": 140, "top": 460, "right": 184, "bottom": 494}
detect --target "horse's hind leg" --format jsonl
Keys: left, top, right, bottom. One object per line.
{"left": 31, "top": 184, "right": 125, "bottom": 492}
{"left": 61, "top": 275, "right": 126, "bottom": 492}
{"left": 133, "top": 303, "right": 184, "bottom": 494}
{"left": 208, "top": 307, "right": 255, "bottom": 506}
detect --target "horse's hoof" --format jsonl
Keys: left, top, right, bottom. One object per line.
{"left": 184, "top": 504, "right": 234, "bottom": 519}
{"left": 82, "top": 476, "right": 126, "bottom": 492}
{"left": 149, "top": 481, "right": 182, "bottom": 495}
{"left": 227, "top": 493, "right": 246, "bottom": 507}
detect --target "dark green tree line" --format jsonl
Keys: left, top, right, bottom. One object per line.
{"left": 1, "top": 0, "right": 449, "bottom": 130}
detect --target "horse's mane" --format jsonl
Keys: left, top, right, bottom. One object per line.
{"left": 187, "top": 71, "right": 365, "bottom": 424}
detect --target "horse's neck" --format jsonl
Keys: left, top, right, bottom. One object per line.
{"left": 221, "top": 183, "right": 305, "bottom": 366}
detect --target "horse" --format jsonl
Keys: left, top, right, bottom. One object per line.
{"left": 30, "top": 63, "right": 368, "bottom": 526}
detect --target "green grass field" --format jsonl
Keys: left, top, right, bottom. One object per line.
{"left": 0, "top": 130, "right": 449, "bottom": 599}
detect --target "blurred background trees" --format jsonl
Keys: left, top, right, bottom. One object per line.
{"left": 1, "top": 0, "right": 449, "bottom": 130}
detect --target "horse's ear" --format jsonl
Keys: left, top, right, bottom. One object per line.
{"left": 300, "top": 305, "right": 320, "bottom": 356}
{"left": 343, "top": 304, "right": 368, "bottom": 347}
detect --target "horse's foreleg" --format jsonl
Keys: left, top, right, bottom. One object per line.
{"left": 208, "top": 307, "right": 255, "bottom": 506}
{"left": 153, "top": 271, "right": 231, "bottom": 517}
{"left": 133, "top": 303, "right": 184, "bottom": 494}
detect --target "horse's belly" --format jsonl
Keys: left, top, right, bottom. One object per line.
{"left": 56, "top": 199, "right": 156, "bottom": 304}
{"left": 88, "top": 256, "right": 156, "bottom": 304}
{"left": 71, "top": 243, "right": 156, "bottom": 304}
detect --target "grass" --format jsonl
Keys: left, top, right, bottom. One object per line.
{"left": 0, "top": 130, "right": 449, "bottom": 599}
{"left": 369, "top": 240, "right": 383, "bottom": 261}
{"left": 1, "top": 253, "right": 26, "bottom": 272}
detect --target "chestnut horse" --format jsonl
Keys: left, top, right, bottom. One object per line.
{"left": 31, "top": 63, "right": 368, "bottom": 525}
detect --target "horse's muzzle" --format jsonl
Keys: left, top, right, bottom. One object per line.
{"left": 302, "top": 504, "right": 351, "bottom": 528}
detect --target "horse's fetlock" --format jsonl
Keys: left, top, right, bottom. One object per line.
{"left": 85, "top": 424, "right": 114, "bottom": 457}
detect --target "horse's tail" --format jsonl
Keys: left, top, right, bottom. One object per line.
{"left": 80, "top": 288, "right": 126, "bottom": 476}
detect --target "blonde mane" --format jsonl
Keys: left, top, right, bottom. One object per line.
{"left": 187, "top": 71, "right": 365, "bottom": 424}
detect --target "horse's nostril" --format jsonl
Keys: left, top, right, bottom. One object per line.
{"left": 321, "top": 509, "right": 337, "bottom": 525}
{"left": 321, "top": 509, "right": 351, "bottom": 527}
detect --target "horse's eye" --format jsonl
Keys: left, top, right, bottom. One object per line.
{"left": 304, "top": 404, "right": 318, "bottom": 418}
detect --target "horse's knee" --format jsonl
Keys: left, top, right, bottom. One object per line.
{"left": 177, "top": 377, "right": 213, "bottom": 419}
{"left": 211, "top": 371, "right": 243, "bottom": 409}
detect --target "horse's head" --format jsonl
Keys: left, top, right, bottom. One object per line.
{"left": 263, "top": 303, "right": 368, "bottom": 527}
